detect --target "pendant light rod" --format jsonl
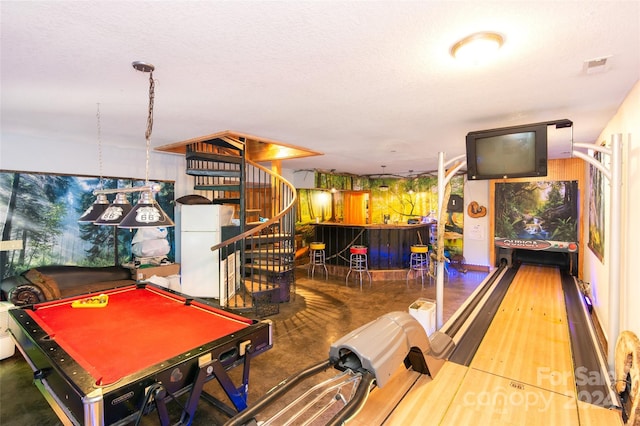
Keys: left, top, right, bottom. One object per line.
{"left": 95, "top": 62, "right": 156, "bottom": 196}
{"left": 111, "top": 61, "right": 174, "bottom": 228}
{"left": 77, "top": 103, "right": 109, "bottom": 223}
{"left": 93, "top": 183, "right": 161, "bottom": 196}
{"left": 96, "top": 103, "right": 104, "bottom": 191}
{"left": 379, "top": 165, "right": 390, "bottom": 191}
{"left": 132, "top": 61, "right": 155, "bottom": 185}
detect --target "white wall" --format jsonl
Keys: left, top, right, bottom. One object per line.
{"left": 582, "top": 80, "right": 640, "bottom": 339}
{"left": 278, "top": 167, "right": 296, "bottom": 188}
{"left": 0, "top": 138, "right": 191, "bottom": 197}
{"left": 463, "top": 179, "right": 491, "bottom": 267}
{"left": 291, "top": 169, "right": 316, "bottom": 188}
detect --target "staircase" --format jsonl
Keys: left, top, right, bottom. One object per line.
{"left": 177, "top": 134, "right": 297, "bottom": 315}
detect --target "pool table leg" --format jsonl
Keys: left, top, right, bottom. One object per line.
{"left": 151, "top": 387, "right": 171, "bottom": 426}
{"left": 207, "top": 356, "right": 250, "bottom": 412}
{"left": 146, "top": 357, "right": 245, "bottom": 425}
{"left": 180, "top": 348, "right": 255, "bottom": 424}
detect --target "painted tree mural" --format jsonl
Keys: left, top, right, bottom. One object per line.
{"left": 0, "top": 171, "right": 174, "bottom": 281}
{"left": 295, "top": 172, "right": 464, "bottom": 253}
{"left": 494, "top": 181, "right": 578, "bottom": 242}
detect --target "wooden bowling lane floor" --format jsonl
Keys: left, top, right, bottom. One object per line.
{"left": 470, "top": 264, "right": 573, "bottom": 396}
{"left": 355, "top": 265, "right": 623, "bottom": 425}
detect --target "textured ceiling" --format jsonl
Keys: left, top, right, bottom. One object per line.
{"left": 1, "top": 1, "right": 639, "bottom": 176}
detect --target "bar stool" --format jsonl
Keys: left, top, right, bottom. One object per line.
{"left": 346, "top": 245, "right": 371, "bottom": 290}
{"left": 308, "top": 242, "right": 328, "bottom": 279}
{"left": 407, "top": 244, "right": 430, "bottom": 288}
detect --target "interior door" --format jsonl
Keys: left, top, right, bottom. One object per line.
{"left": 344, "top": 191, "right": 370, "bottom": 224}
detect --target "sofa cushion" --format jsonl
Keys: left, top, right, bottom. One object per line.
{"left": 23, "top": 269, "right": 61, "bottom": 300}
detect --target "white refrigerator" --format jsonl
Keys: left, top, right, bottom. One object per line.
{"left": 176, "top": 204, "right": 222, "bottom": 298}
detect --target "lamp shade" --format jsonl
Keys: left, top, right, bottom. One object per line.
{"left": 94, "top": 193, "right": 133, "bottom": 226}
{"left": 118, "top": 191, "right": 174, "bottom": 229}
{"left": 78, "top": 194, "right": 110, "bottom": 223}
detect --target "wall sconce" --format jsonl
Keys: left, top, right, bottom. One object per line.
{"left": 318, "top": 191, "right": 331, "bottom": 204}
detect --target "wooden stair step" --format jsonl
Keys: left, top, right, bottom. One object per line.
{"left": 222, "top": 280, "right": 283, "bottom": 316}
{"left": 248, "top": 233, "right": 291, "bottom": 240}
{"left": 210, "top": 198, "right": 240, "bottom": 204}
{"left": 186, "top": 151, "right": 243, "bottom": 164}
{"left": 186, "top": 168, "right": 241, "bottom": 178}
{"left": 245, "top": 242, "right": 293, "bottom": 253}
{"left": 189, "top": 183, "right": 240, "bottom": 192}
{"left": 244, "top": 264, "right": 294, "bottom": 274}
{"left": 245, "top": 248, "right": 295, "bottom": 259}
{"left": 243, "top": 278, "right": 279, "bottom": 290}
{"left": 188, "top": 137, "right": 244, "bottom": 153}
{"left": 247, "top": 234, "right": 292, "bottom": 245}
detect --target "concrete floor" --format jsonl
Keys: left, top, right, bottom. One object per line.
{"left": 0, "top": 267, "right": 488, "bottom": 425}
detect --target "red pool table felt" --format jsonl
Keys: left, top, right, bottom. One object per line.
{"left": 27, "top": 286, "right": 253, "bottom": 386}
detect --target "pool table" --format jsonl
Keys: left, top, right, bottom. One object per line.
{"left": 8, "top": 283, "right": 273, "bottom": 425}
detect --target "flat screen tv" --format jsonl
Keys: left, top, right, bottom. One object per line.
{"left": 466, "top": 123, "right": 549, "bottom": 180}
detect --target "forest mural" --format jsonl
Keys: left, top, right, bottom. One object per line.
{"left": 296, "top": 172, "right": 464, "bottom": 254}
{"left": 588, "top": 149, "right": 606, "bottom": 262}
{"left": 494, "top": 180, "right": 578, "bottom": 250}
{"left": 0, "top": 171, "right": 175, "bottom": 281}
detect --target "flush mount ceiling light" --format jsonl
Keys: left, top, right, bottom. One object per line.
{"left": 450, "top": 32, "right": 504, "bottom": 64}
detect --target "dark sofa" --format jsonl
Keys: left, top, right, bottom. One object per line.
{"left": 0, "top": 265, "right": 135, "bottom": 306}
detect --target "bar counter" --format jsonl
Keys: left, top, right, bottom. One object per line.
{"left": 313, "top": 222, "right": 431, "bottom": 270}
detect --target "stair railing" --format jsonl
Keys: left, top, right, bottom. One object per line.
{"left": 210, "top": 159, "right": 297, "bottom": 311}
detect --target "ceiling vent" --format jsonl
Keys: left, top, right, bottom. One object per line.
{"left": 583, "top": 56, "right": 611, "bottom": 74}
